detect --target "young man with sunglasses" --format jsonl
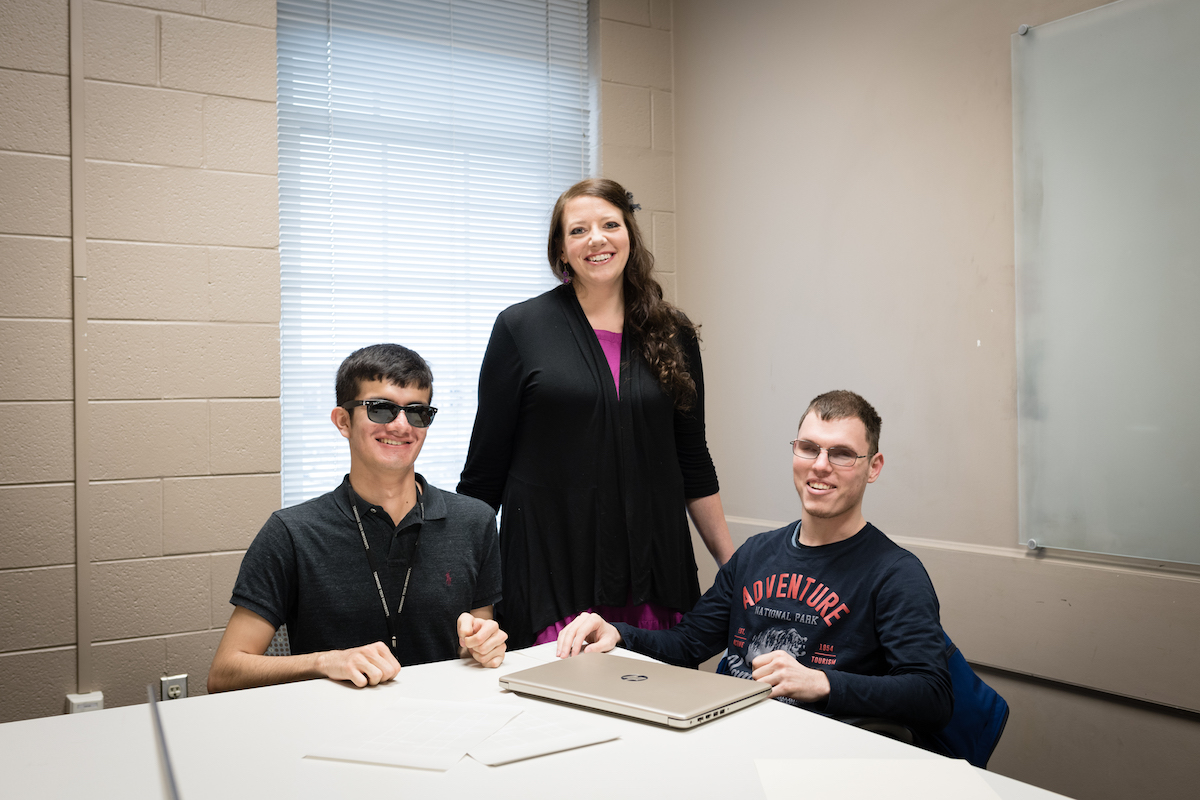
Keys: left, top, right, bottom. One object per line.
{"left": 556, "top": 390, "right": 953, "bottom": 739}
{"left": 208, "top": 344, "right": 506, "bottom": 692}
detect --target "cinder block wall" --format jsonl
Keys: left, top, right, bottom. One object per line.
{"left": 0, "top": 0, "right": 280, "bottom": 722}
{"left": 597, "top": 0, "right": 678, "bottom": 301}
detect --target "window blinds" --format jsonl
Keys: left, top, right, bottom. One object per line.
{"left": 277, "top": 0, "right": 591, "bottom": 507}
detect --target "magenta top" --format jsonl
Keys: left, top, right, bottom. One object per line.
{"left": 594, "top": 329, "right": 622, "bottom": 398}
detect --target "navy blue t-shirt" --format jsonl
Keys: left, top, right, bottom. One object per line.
{"left": 617, "top": 522, "right": 952, "bottom": 733}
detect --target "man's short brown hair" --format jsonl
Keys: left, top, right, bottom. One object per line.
{"left": 800, "top": 390, "right": 882, "bottom": 456}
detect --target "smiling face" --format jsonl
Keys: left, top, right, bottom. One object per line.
{"left": 792, "top": 412, "right": 884, "bottom": 538}
{"left": 559, "top": 195, "right": 630, "bottom": 295}
{"left": 332, "top": 379, "right": 431, "bottom": 482}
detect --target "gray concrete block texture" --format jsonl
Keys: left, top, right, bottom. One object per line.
{"left": 160, "top": 15, "right": 276, "bottom": 101}
{"left": 0, "top": 237, "right": 72, "bottom": 318}
{"left": 0, "top": 483, "right": 75, "bottom": 570}
{"left": 3, "top": 0, "right": 282, "bottom": 723}
{"left": 0, "top": 69, "right": 70, "bottom": 155}
{"left": 0, "top": 649, "right": 76, "bottom": 724}
{"left": 0, "top": 0, "right": 68, "bottom": 74}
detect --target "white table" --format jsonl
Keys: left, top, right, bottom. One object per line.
{"left": 0, "top": 645, "right": 1067, "bottom": 799}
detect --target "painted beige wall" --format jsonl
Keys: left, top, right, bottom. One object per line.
{"left": 596, "top": 0, "right": 679, "bottom": 300}
{"left": 0, "top": 0, "right": 279, "bottom": 721}
{"left": 671, "top": 1, "right": 1200, "bottom": 798}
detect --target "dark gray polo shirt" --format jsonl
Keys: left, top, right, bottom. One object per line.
{"left": 231, "top": 474, "right": 502, "bottom": 667}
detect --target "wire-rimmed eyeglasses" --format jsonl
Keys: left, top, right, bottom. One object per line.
{"left": 790, "top": 439, "right": 868, "bottom": 468}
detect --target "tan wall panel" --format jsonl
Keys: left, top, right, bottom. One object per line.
{"left": 908, "top": 542, "right": 1200, "bottom": 713}
{"left": 82, "top": 0, "right": 158, "bottom": 85}
{"left": 600, "top": 145, "right": 674, "bottom": 212}
{"left": 208, "top": 247, "right": 280, "bottom": 323}
{"left": 0, "top": 648, "right": 75, "bottom": 724}
{"left": 204, "top": 0, "right": 276, "bottom": 28}
{"left": 203, "top": 96, "right": 278, "bottom": 174}
{"left": 90, "top": 637, "right": 166, "bottom": 709}
{"left": 160, "top": 15, "right": 276, "bottom": 102}
{"left": 599, "top": 0, "right": 650, "bottom": 27}
{"left": 0, "top": 565, "right": 75, "bottom": 650}
{"left": 0, "top": 236, "right": 72, "bottom": 318}
{"left": 85, "top": 82, "right": 203, "bottom": 167}
{"left": 87, "top": 241, "right": 209, "bottom": 321}
{"left": 164, "top": 629, "right": 223, "bottom": 697}
{"left": 651, "top": 88, "right": 673, "bottom": 151}
{"left": 209, "top": 550, "right": 245, "bottom": 627}
{"left": 162, "top": 473, "right": 280, "bottom": 554}
{"left": 0, "top": 0, "right": 68, "bottom": 74}
{"left": 0, "top": 69, "right": 69, "bottom": 155}
{"left": 0, "top": 401, "right": 74, "bottom": 483}
{"left": 601, "top": 82, "right": 651, "bottom": 148}
{"left": 121, "top": 0, "right": 201, "bottom": 14}
{"left": 0, "top": 319, "right": 73, "bottom": 400}
{"left": 88, "top": 322, "right": 163, "bottom": 399}
{"left": 89, "top": 322, "right": 279, "bottom": 400}
{"left": 657, "top": 270, "right": 676, "bottom": 305}
{"left": 599, "top": 19, "right": 672, "bottom": 90}
{"left": 0, "top": 483, "right": 74, "bottom": 569}
{"left": 91, "top": 555, "right": 211, "bottom": 640}
{"left": 90, "top": 479, "right": 163, "bottom": 561}
{"left": 209, "top": 399, "right": 282, "bottom": 474}
{"left": 651, "top": 212, "right": 675, "bottom": 275}
{"left": 90, "top": 400, "right": 209, "bottom": 480}
{"left": 981, "top": 667, "right": 1200, "bottom": 800}
{"left": 86, "top": 162, "right": 279, "bottom": 248}
{"left": 0, "top": 152, "right": 70, "bottom": 236}
{"left": 159, "top": 324, "right": 280, "bottom": 399}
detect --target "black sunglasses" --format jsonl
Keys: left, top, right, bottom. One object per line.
{"left": 342, "top": 400, "right": 438, "bottom": 428}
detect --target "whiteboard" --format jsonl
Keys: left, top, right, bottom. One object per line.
{"left": 1013, "top": 0, "right": 1200, "bottom": 564}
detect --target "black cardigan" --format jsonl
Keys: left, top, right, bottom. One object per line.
{"left": 457, "top": 285, "right": 720, "bottom": 648}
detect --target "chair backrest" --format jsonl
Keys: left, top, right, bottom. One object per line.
{"left": 929, "top": 632, "right": 1009, "bottom": 768}
{"left": 264, "top": 625, "right": 291, "bottom": 657}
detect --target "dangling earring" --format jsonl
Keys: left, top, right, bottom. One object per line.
{"left": 561, "top": 259, "right": 572, "bottom": 285}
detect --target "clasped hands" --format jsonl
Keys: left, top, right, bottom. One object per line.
{"left": 555, "top": 612, "right": 830, "bottom": 703}
{"left": 319, "top": 612, "right": 507, "bottom": 687}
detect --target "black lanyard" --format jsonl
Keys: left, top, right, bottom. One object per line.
{"left": 350, "top": 484, "right": 424, "bottom": 654}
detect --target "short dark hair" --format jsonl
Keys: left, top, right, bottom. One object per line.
{"left": 334, "top": 344, "right": 433, "bottom": 407}
{"left": 799, "top": 390, "right": 882, "bottom": 456}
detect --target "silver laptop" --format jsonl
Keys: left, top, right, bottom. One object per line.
{"left": 499, "top": 652, "right": 770, "bottom": 729}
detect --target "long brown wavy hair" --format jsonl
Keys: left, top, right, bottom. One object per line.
{"left": 547, "top": 178, "right": 699, "bottom": 410}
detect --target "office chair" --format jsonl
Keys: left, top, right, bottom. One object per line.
{"left": 927, "top": 632, "right": 1010, "bottom": 768}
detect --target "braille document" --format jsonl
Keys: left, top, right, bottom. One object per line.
{"left": 466, "top": 710, "right": 619, "bottom": 766}
{"left": 307, "top": 697, "right": 620, "bottom": 770}
{"left": 309, "top": 698, "right": 521, "bottom": 771}
{"left": 755, "top": 758, "right": 1005, "bottom": 800}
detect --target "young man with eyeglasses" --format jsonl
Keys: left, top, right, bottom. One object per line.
{"left": 557, "top": 390, "right": 953, "bottom": 738}
{"left": 208, "top": 344, "right": 506, "bottom": 692}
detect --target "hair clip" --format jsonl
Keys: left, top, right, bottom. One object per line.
{"left": 626, "top": 191, "right": 642, "bottom": 212}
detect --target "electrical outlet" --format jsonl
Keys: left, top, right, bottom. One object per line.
{"left": 160, "top": 674, "right": 188, "bottom": 701}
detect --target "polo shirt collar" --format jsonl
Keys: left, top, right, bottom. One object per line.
{"left": 334, "top": 473, "right": 447, "bottom": 522}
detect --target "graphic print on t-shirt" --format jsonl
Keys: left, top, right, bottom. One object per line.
{"left": 723, "top": 567, "right": 853, "bottom": 705}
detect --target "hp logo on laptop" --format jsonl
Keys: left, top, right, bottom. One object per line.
{"left": 621, "top": 674, "right": 649, "bottom": 681}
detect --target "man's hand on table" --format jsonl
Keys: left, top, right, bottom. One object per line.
{"left": 459, "top": 612, "right": 508, "bottom": 668}
{"left": 555, "top": 612, "right": 623, "bottom": 658}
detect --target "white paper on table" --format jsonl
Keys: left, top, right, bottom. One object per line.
{"left": 308, "top": 698, "right": 521, "bottom": 771}
{"left": 755, "top": 758, "right": 1003, "bottom": 800}
{"left": 468, "top": 711, "right": 620, "bottom": 766}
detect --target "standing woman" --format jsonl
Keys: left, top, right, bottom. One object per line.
{"left": 458, "top": 178, "right": 734, "bottom": 649}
